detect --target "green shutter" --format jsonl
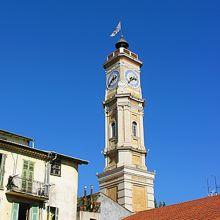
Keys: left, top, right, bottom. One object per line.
{"left": 22, "top": 160, "right": 34, "bottom": 192}
{"left": 22, "top": 160, "right": 29, "bottom": 191}
{"left": 30, "top": 206, "right": 39, "bottom": 220}
{"left": 27, "top": 161, "right": 34, "bottom": 192}
{"left": 11, "top": 203, "right": 19, "bottom": 220}
{"left": 0, "top": 154, "right": 6, "bottom": 188}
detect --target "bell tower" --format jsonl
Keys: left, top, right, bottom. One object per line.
{"left": 97, "top": 36, "right": 155, "bottom": 212}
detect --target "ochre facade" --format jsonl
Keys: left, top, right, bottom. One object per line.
{"left": 98, "top": 38, "right": 155, "bottom": 212}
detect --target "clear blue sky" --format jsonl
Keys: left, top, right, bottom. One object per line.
{"left": 0, "top": 0, "right": 219, "bottom": 205}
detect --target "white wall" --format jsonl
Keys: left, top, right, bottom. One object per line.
{"left": 0, "top": 146, "right": 79, "bottom": 220}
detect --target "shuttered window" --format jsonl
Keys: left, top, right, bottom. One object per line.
{"left": 22, "top": 160, "right": 34, "bottom": 193}
{"left": 0, "top": 153, "right": 6, "bottom": 189}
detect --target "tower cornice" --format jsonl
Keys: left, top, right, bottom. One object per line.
{"left": 103, "top": 93, "right": 145, "bottom": 107}
{"left": 104, "top": 146, "right": 147, "bottom": 156}
{"left": 103, "top": 47, "right": 143, "bottom": 70}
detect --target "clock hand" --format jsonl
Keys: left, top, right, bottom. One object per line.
{"left": 128, "top": 76, "right": 137, "bottom": 83}
{"left": 108, "top": 75, "right": 117, "bottom": 87}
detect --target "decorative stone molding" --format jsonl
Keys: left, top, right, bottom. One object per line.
{"left": 0, "top": 141, "right": 48, "bottom": 160}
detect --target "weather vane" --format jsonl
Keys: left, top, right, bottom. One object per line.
{"left": 110, "top": 21, "right": 123, "bottom": 37}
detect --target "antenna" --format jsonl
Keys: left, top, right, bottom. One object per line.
{"left": 213, "top": 175, "right": 220, "bottom": 195}
{"left": 207, "top": 178, "right": 210, "bottom": 196}
{"left": 207, "top": 175, "right": 219, "bottom": 196}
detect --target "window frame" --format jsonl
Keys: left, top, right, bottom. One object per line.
{"left": 47, "top": 206, "right": 59, "bottom": 220}
{"left": 110, "top": 121, "right": 117, "bottom": 138}
{"left": 50, "top": 159, "right": 61, "bottom": 177}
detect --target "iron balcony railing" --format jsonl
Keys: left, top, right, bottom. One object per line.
{"left": 6, "top": 175, "right": 49, "bottom": 199}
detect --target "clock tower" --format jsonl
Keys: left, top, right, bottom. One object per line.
{"left": 97, "top": 36, "right": 155, "bottom": 212}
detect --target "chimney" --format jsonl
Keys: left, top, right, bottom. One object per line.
{"left": 83, "top": 186, "right": 87, "bottom": 210}
{"left": 90, "top": 185, "right": 94, "bottom": 210}
{"left": 90, "top": 185, "right": 94, "bottom": 196}
{"left": 84, "top": 186, "right": 87, "bottom": 197}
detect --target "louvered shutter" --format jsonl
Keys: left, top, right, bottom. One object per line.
{"left": 30, "top": 206, "right": 39, "bottom": 220}
{"left": 22, "top": 160, "right": 34, "bottom": 193}
{"left": 22, "top": 160, "right": 29, "bottom": 191}
{"left": 0, "top": 154, "right": 6, "bottom": 188}
{"left": 27, "top": 161, "right": 34, "bottom": 193}
{"left": 11, "top": 203, "right": 19, "bottom": 220}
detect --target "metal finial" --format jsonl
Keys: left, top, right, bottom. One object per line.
{"left": 115, "top": 36, "right": 129, "bottom": 49}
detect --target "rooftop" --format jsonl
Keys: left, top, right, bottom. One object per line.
{"left": 123, "top": 195, "right": 220, "bottom": 220}
{"left": 0, "top": 129, "right": 88, "bottom": 165}
{"left": 0, "top": 129, "right": 33, "bottom": 141}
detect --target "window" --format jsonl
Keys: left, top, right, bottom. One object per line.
{"left": 11, "top": 203, "right": 39, "bottom": 220}
{"left": 111, "top": 122, "right": 116, "bottom": 138}
{"left": 0, "top": 153, "right": 6, "bottom": 189}
{"left": 132, "top": 121, "right": 138, "bottom": 137}
{"left": 22, "top": 160, "right": 34, "bottom": 193}
{"left": 47, "top": 206, "right": 59, "bottom": 220}
{"left": 50, "top": 160, "right": 61, "bottom": 177}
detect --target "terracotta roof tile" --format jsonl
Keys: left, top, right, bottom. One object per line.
{"left": 123, "top": 195, "right": 220, "bottom": 220}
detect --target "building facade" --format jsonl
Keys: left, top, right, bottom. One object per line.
{"left": 97, "top": 37, "right": 155, "bottom": 212}
{"left": 0, "top": 130, "right": 88, "bottom": 220}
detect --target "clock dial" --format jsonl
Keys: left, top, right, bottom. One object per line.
{"left": 125, "top": 70, "right": 140, "bottom": 88}
{"left": 107, "top": 70, "right": 119, "bottom": 90}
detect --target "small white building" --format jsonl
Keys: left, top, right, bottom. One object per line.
{"left": 0, "top": 130, "right": 88, "bottom": 220}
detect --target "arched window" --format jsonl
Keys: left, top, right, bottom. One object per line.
{"left": 132, "top": 121, "right": 137, "bottom": 137}
{"left": 111, "top": 122, "right": 116, "bottom": 138}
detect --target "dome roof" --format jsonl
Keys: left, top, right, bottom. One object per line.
{"left": 115, "top": 36, "right": 129, "bottom": 49}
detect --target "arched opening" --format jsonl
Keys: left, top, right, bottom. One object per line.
{"left": 132, "top": 121, "right": 138, "bottom": 137}
{"left": 111, "top": 122, "right": 116, "bottom": 138}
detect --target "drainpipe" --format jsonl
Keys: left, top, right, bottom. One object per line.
{"left": 44, "top": 152, "right": 57, "bottom": 196}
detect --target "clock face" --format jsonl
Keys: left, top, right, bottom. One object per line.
{"left": 125, "top": 70, "right": 140, "bottom": 88}
{"left": 106, "top": 70, "right": 120, "bottom": 90}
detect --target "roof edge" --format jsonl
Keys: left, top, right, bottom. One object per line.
{"left": 0, "top": 139, "right": 89, "bottom": 165}
{"left": 0, "top": 129, "right": 33, "bottom": 141}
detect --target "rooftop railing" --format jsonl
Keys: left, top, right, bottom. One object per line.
{"left": 107, "top": 48, "right": 139, "bottom": 62}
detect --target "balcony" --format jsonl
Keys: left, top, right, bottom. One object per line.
{"left": 6, "top": 175, "right": 49, "bottom": 201}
